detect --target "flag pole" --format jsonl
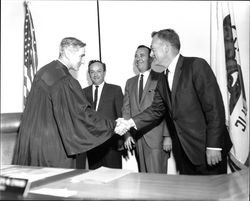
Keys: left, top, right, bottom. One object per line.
{"left": 97, "top": 0, "right": 102, "bottom": 62}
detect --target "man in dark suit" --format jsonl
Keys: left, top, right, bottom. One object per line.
{"left": 80, "top": 60, "right": 124, "bottom": 169}
{"left": 116, "top": 29, "right": 232, "bottom": 175}
{"left": 122, "top": 45, "right": 172, "bottom": 173}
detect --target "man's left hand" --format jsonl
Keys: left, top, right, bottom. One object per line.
{"left": 163, "top": 137, "right": 172, "bottom": 152}
{"left": 206, "top": 149, "right": 222, "bottom": 166}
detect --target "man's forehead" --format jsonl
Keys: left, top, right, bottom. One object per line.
{"left": 67, "top": 46, "right": 85, "bottom": 53}
{"left": 151, "top": 37, "right": 164, "bottom": 46}
{"left": 90, "top": 62, "right": 102, "bottom": 68}
{"left": 136, "top": 47, "right": 149, "bottom": 54}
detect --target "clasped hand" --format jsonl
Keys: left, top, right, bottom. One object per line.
{"left": 115, "top": 118, "right": 132, "bottom": 136}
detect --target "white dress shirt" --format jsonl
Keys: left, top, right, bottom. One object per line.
{"left": 165, "top": 54, "right": 180, "bottom": 90}
{"left": 138, "top": 69, "right": 151, "bottom": 91}
{"left": 92, "top": 82, "right": 105, "bottom": 111}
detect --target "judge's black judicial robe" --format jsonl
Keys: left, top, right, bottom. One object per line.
{"left": 12, "top": 60, "right": 115, "bottom": 168}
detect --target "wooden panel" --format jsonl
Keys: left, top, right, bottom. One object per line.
{"left": 0, "top": 113, "right": 22, "bottom": 165}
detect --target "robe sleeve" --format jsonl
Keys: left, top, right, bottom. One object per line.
{"left": 122, "top": 80, "right": 132, "bottom": 120}
{"left": 51, "top": 76, "right": 116, "bottom": 156}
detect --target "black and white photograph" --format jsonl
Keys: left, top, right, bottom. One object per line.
{"left": 1, "top": 0, "right": 249, "bottom": 200}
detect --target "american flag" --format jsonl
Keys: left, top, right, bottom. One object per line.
{"left": 23, "top": 1, "right": 38, "bottom": 107}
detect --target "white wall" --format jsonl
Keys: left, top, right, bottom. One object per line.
{"left": 1, "top": 0, "right": 24, "bottom": 112}
{"left": 100, "top": 1, "right": 211, "bottom": 88}
{"left": 1, "top": 0, "right": 249, "bottom": 172}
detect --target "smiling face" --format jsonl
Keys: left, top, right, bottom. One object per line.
{"left": 134, "top": 47, "right": 151, "bottom": 73}
{"left": 89, "top": 62, "right": 106, "bottom": 85}
{"left": 150, "top": 35, "right": 167, "bottom": 67}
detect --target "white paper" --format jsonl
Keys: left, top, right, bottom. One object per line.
{"left": 122, "top": 150, "right": 138, "bottom": 172}
{"left": 30, "top": 188, "right": 76, "bottom": 197}
{"left": 0, "top": 165, "right": 15, "bottom": 170}
{"left": 70, "top": 166, "right": 132, "bottom": 184}
{"left": 1, "top": 165, "right": 74, "bottom": 182}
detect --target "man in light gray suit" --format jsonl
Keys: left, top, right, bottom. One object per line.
{"left": 122, "top": 45, "right": 172, "bottom": 173}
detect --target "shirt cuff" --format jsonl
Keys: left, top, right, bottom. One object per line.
{"left": 206, "top": 147, "right": 222, "bottom": 151}
{"left": 129, "top": 119, "right": 137, "bottom": 130}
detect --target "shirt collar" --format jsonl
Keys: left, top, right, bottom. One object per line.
{"left": 167, "top": 53, "right": 180, "bottom": 74}
{"left": 139, "top": 69, "right": 151, "bottom": 78}
{"left": 93, "top": 81, "right": 105, "bottom": 89}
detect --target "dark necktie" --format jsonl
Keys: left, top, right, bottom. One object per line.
{"left": 165, "top": 69, "right": 171, "bottom": 101}
{"left": 93, "top": 85, "right": 99, "bottom": 110}
{"left": 139, "top": 74, "right": 144, "bottom": 102}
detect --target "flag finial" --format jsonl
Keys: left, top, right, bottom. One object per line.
{"left": 24, "top": 0, "right": 30, "bottom": 6}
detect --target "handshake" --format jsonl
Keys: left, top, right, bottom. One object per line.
{"left": 114, "top": 118, "right": 136, "bottom": 136}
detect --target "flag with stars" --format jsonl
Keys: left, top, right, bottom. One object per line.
{"left": 23, "top": 1, "right": 38, "bottom": 107}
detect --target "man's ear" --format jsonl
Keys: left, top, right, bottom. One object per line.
{"left": 149, "top": 56, "right": 154, "bottom": 66}
{"left": 164, "top": 41, "right": 170, "bottom": 53}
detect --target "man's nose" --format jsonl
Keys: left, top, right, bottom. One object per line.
{"left": 93, "top": 72, "right": 99, "bottom": 77}
{"left": 137, "top": 56, "right": 143, "bottom": 61}
{"left": 150, "top": 51, "right": 154, "bottom": 57}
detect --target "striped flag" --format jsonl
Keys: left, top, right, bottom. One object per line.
{"left": 23, "top": 1, "right": 38, "bottom": 107}
{"left": 211, "top": 2, "right": 249, "bottom": 171}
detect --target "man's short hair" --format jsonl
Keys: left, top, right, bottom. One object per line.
{"left": 88, "top": 60, "right": 106, "bottom": 72}
{"left": 59, "top": 37, "right": 86, "bottom": 56}
{"left": 137, "top": 45, "right": 151, "bottom": 56}
{"left": 151, "top": 29, "right": 181, "bottom": 51}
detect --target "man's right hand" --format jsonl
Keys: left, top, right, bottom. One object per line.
{"left": 115, "top": 118, "right": 135, "bottom": 136}
{"left": 124, "top": 136, "right": 135, "bottom": 151}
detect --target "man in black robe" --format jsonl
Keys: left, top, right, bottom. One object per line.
{"left": 13, "top": 37, "right": 117, "bottom": 168}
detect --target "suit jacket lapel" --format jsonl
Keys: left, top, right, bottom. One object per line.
{"left": 159, "top": 72, "right": 172, "bottom": 110}
{"left": 132, "top": 75, "right": 140, "bottom": 108}
{"left": 140, "top": 72, "right": 151, "bottom": 105}
{"left": 86, "top": 86, "right": 94, "bottom": 103}
{"left": 171, "top": 55, "right": 184, "bottom": 108}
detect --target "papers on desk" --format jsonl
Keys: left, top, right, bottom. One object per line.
{"left": 30, "top": 187, "right": 77, "bottom": 197}
{"left": 0, "top": 165, "right": 14, "bottom": 170}
{"left": 71, "top": 167, "right": 132, "bottom": 184}
{"left": 0, "top": 165, "right": 74, "bottom": 182}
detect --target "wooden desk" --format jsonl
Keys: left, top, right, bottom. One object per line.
{"left": 1, "top": 165, "right": 249, "bottom": 200}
